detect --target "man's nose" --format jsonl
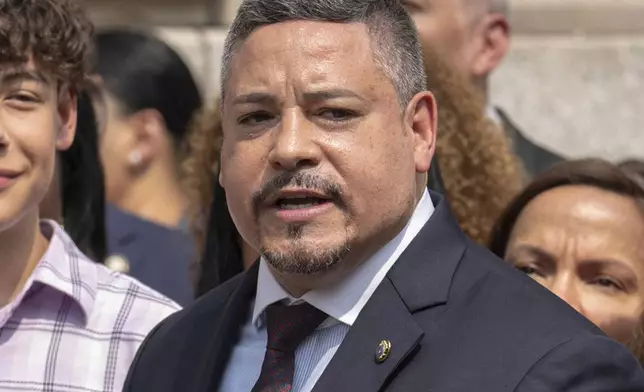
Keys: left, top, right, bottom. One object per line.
{"left": 268, "top": 109, "right": 321, "bottom": 172}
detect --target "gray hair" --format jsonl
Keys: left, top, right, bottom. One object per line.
{"left": 220, "top": 0, "right": 427, "bottom": 106}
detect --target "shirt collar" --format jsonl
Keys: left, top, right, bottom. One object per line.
{"left": 28, "top": 220, "right": 98, "bottom": 321}
{"left": 252, "top": 189, "right": 434, "bottom": 327}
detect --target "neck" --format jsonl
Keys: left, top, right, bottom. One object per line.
{"left": 0, "top": 209, "right": 48, "bottom": 307}
{"left": 115, "top": 165, "right": 188, "bottom": 228}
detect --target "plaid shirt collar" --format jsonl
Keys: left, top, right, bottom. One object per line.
{"left": 17, "top": 221, "right": 97, "bottom": 321}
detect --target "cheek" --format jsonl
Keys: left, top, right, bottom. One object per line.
{"left": 334, "top": 127, "right": 416, "bottom": 219}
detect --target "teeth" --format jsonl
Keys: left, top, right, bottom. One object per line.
{"left": 280, "top": 202, "right": 319, "bottom": 210}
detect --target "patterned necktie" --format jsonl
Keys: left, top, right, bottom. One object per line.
{"left": 251, "top": 302, "right": 327, "bottom": 392}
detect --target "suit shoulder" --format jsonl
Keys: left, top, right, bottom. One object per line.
{"left": 517, "top": 334, "right": 644, "bottom": 390}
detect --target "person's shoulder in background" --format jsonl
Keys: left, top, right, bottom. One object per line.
{"left": 104, "top": 203, "right": 196, "bottom": 306}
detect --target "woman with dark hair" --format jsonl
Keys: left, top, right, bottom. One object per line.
{"left": 489, "top": 158, "right": 644, "bottom": 361}
{"left": 94, "top": 29, "right": 202, "bottom": 305}
{"left": 40, "top": 87, "right": 107, "bottom": 262}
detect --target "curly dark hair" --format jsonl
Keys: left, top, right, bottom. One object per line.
{"left": 0, "top": 0, "right": 93, "bottom": 88}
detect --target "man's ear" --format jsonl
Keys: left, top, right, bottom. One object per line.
{"left": 404, "top": 91, "right": 437, "bottom": 174}
{"left": 55, "top": 86, "right": 77, "bottom": 151}
{"left": 470, "top": 14, "right": 510, "bottom": 79}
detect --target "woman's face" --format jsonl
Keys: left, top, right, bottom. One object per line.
{"left": 506, "top": 185, "right": 644, "bottom": 343}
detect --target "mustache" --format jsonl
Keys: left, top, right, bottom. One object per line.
{"left": 252, "top": 172, "right": 345, "bottom": 214}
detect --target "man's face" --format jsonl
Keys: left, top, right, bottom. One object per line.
{"left": 403, "top": 0, "right": 508, "bottom": 83}
{"left": 0, "top": 60, "right": 76, "bottom": 231}
{"left": 220, "top": 21, "right": 435, "bottom": 282}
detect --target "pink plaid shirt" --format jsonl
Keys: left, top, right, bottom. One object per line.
{"left": 0, "top": 221, "right": 181, "bottom": 392}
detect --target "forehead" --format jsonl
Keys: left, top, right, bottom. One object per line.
{"left": 515, "top": 185, "right": 644, "bottom": 242}
{"left": 225, "top": 20, "right": 391, "bottom": 98}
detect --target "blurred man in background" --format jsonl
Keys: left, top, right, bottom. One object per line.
{"left": 404, "top": 0, "right": 563, "bottom": 176}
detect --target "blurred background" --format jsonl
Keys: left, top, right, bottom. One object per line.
{"left": 81, "top": 0, "right": 644, "bottom": 160}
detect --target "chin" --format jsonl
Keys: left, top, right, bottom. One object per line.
{"left": 260, "top": 236, "right": 351, "bottom": 275}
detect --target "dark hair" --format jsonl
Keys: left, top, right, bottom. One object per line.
{"left": 93, "top": 29, "right": 202, "bottom": 144}
{"left": 60, "top": 89, "right": 107, "bottom": 262}
{"left": 489, "top": 158, "right": 644, "bottom": 258}
{"left": 0, "top": 0, "right": 93, "bottom": 88}
{"left": 195, "top": 178, "right": 245, "bottom": 296}
{"left": 221, "top": 0, "right": 426, "bottom": 105}
{"left": 620, "top": 159, "right": 644, "bottom": 186}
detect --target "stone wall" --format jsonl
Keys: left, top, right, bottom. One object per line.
{"left": 84, "top": 0, "right": 644, "bottom": 161}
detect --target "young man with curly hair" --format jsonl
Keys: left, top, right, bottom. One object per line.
{"left": 0, "top": 1, "right": 180, "bottom": 391}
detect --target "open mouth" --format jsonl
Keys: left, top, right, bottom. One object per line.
{"left": 276, "top": 196, "right": 330, "bottom": 210}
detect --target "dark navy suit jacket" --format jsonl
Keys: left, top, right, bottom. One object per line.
{"left": 106, "top": 204, "right": 195, "bottom": 306}
{"left": 124, "top": 193, "right": 644, "bottom": 391}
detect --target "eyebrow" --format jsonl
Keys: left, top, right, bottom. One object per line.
{"left": 232, "top": 92, "right": 275, "bottom": 106}
{"left": 231, "top": 88, "right": 366, "bottom": 106}
{"left": 302, "top": 89, "right": 366, "bottom": 102}
{"left": 0, "top": 69, "right": 49, "bottom": 86}
{"left": 511, "top": 244, "right": 556, "bottom": 263}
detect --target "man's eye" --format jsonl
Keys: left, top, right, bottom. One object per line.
{"left": 6, "top": 93, "right": 39, "bottom": 106}
{"left": 238, "top": 112, "right": 274, "bottom": 126}
{"left": 318, "top": 108, "right": 356, "bottom": 122}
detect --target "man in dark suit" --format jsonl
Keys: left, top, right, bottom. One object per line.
{"left": 124, "top": 0, "right": 643, "bottom": 390}
{"left": 403, "top": 0, "right": 563, "bottom": 177}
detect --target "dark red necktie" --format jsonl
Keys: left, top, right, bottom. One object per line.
{"left": 251, "top": 302, "right": 327, "bottom": 392}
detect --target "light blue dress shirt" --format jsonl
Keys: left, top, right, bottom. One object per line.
{"left": 219, "top": 190, "right": 434, "bottom": 392}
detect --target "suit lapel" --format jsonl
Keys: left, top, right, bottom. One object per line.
{"left": 312, "top": 277, "right": 424, "bottom": 392}
{"left": 189, "top": 262, "right": 259, "bottom": 392}
{"left": 313, "top": 193, "right": 467, "bottom": 392}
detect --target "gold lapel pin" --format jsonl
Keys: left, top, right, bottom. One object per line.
{"left": 375, "top": 339, "right": 392, "bottom": 364}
